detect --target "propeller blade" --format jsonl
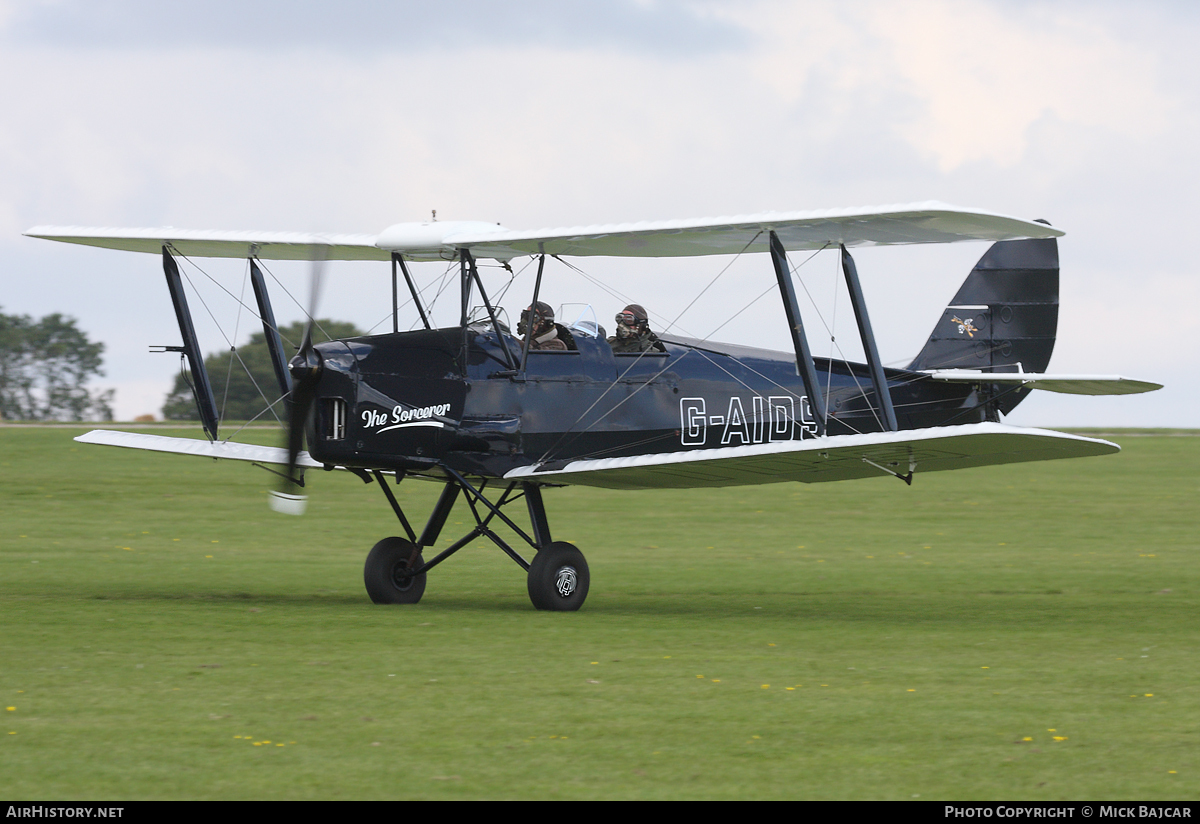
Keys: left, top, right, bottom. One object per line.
{"left": 270, "top": 242, "right": 328, "bottom": 515}
{"left": 268, "top": 489, "right": 307, "bottom": 516}
{"left": 297, "top": 249, "right": 326, "bottom": 355}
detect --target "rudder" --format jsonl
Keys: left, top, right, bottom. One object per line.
{"left": 909, "top": 234, "right": 1059, "bottom": 372}
{"left": 908, "top": 231, "right": 1058, "bottom": 415}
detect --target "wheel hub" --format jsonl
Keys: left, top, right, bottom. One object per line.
{"left": 555, "top": 566, "right": 577, "bottom": 598}
{"left": 391, "top": 562, "right": 415, "bottom": 591}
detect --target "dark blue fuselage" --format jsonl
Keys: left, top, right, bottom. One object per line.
{"left": 304, "top": 324, "right": 983, "bottom": 479}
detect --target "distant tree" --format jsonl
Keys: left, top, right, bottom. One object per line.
{"left": 0, "top": 309, "right": 114, "bottom": 421}
{"left": 162, "top": 320, "right": 363, "bottom": 423}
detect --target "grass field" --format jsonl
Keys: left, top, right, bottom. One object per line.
{"left": 1, "top": 426, "right": 1197, "bottom": 799}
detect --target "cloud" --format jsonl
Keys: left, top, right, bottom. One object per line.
{"left": 0, "top": 0, "right": 750, "bottom": 56}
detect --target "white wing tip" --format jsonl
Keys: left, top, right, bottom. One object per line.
{"left": 269, "top": 491, "right": 307, "bottom": 516}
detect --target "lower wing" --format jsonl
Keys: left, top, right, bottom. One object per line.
{"left": 503, "top": 423, "right": 1118, "bottom": 490}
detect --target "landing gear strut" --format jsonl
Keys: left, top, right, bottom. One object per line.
{"left": 364, "top": 468, "right": 587, "bottom": 611}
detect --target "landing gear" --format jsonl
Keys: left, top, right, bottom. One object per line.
{"left": 363, "top": 469, "right": 589, "bottom": 610}
{"left": 527, "top": 542, "right": 589, "bottom": 611}
{"left": 363, "top": 537, "right": 427, "bottom": 604}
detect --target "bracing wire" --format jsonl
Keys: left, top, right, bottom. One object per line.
{"left": 551, "top": 255, "right": 695, "bottom": 337}
{"left": 422, "top": 260, "right": 460, "bottom": 322}
{"left": 659, "top": 231, "right": 762, "bottom": 337}
{"left": 780, "top": 247, "right": 884, "bottom": 432}
{"left": 825, "top": 248, "right": 839, "bottom": 408}
{"left": 535, "top": 232, "right": 865, "bottom": 462}
{"left": 218, "top": 261, "right": 252, "bottom": 425}
{"left": 536, "top": 233, "right": 766, "bottom": 462}
{"left": 174, "top": 255, "right": 289, "bottom": 432}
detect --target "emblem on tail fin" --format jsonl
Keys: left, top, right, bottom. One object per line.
{"left": 951, "top": 316, "right": 979, "bottom": 338}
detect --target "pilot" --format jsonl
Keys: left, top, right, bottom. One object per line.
{"left": 608, "top": 304, "right": 665, "bottom": 354}
{"left": 518, "top": 301, "right": 572, "bottom": 351}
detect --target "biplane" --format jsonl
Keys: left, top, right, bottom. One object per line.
{"left": 26, "top": 203, "right": 1161, "bottom": 610}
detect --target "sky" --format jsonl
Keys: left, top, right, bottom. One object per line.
{"left": 1, "top": 0, "right": 1196, "bottom": 428}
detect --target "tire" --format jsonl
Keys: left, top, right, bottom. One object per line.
{"left": 527, "top": 542, "right": 589, "bottom": 611}
{"left": 364, "top": 537, "right": 427, "bottom": 604}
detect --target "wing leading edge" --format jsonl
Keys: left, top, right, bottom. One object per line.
{"left": 502, "top": 423, "right": 1118, "bottom": 490}
{"left": 77, "top": 425, "right": 1117, "bottom": 491}
{"left": 447, "top": 202, "right": 1063, "bottom": 259}
{"left": 23, "top": 227, "right": 392, "bottom": 261}
{"left": 74, "top": 429, "right": 322, "bottom": 468}
{"left": 27, "top": 202, "right": 1062, "bottom": 263}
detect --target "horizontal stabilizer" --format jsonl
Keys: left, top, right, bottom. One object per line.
{"left": 503, "top": 423, "right": 1118, "bottom": 490}
{"left": 922, "top": 370, "right": 1162, "bottom": 395}
{"left": 74, "top": 430, "right": 323, "bottom": 467}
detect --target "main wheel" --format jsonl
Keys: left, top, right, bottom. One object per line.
{"left": 527, "top": 542, "right": 589, "bottom": 611}
{"left": 364, "top": 537, "right": 427, "bottom": 604}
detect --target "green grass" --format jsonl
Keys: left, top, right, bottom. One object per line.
{"left": 1, "top": 426, "right": 1198, "bottom": 799}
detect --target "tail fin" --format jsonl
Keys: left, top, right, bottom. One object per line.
{"left": 908, "top": 231, "right": 1058, "bottom": 414}
{"left": 910, "top": 232, "right": 1058, "bottom": 370}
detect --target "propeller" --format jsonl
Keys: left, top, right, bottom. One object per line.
{"left": 269, "top": 243, "right": 327, "bottom": 515}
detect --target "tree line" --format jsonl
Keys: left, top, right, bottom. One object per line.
{"left": 0, "top": 309, "right": 362, "bottom": 423}
{"left": 162, "top": 320, "right": 362, "bottom": 423}
{"left": 0, "top": 308, "right": 113, "bottom": 421}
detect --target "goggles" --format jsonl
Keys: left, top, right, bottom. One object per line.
{"left": 615, "top": 311, "right": 640, "bottom": 326}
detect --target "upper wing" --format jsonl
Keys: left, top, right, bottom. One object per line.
{"left": 27, "top": 202, "right": 1061, "bottom": 262}
{"left": 922, "top": 370, "right": 1163, "bottom": 396}
{"left": 502, "top": 423, "right": 1117, "bottom": 490}
{"left": 442, "top": 202, "right": 1063, "bottom": 259}
{"left": 23, "top": 226, "right": 393, "bottom": 261}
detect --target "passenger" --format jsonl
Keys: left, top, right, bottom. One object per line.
{"left": 519, "top": 301, "right": 571, "bottom": 351}
{"left": 608, "top": 304, "right": 666, "bottom": 354}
